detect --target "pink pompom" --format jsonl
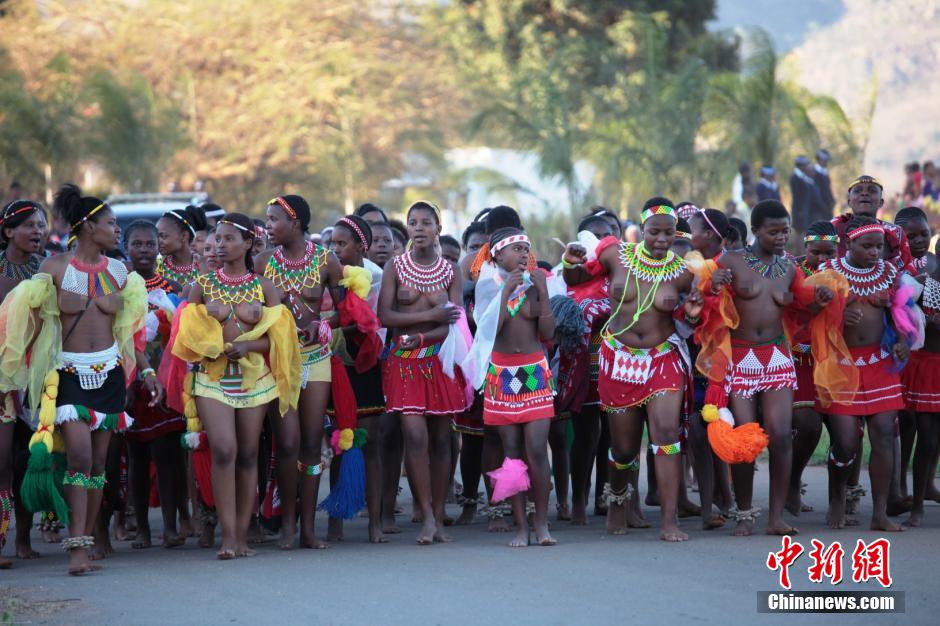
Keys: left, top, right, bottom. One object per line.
{"left": 487, "top": 458, "right": 530, "bottom": 502}
{"left": 330, "top": 429, "right": 341, "bottom": 453}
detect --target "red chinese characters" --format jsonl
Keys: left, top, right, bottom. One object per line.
{"left": 851, "top": 538, "right": 893, "bottom": 588}
{"left": 807, "top": 539, "right": 845, "bottom": 585}
{"left": 767, "top": 537, "right": 893, "bottom": 589}
{"left": 766, "top": 536, "right": 805, "bottom": 589}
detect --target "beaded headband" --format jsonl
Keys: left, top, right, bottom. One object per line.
{"left": 491, "top": 234, "right": 530, "bottom": 255}
{"left": 847, "top": 224, "right": 885, "bottom": 240}
{"left": 67, "top": 202, "right": 106, "bottom": 245}
{"left": 848, "top": 175, "right": 883, "bottom": 193}
{"left": 203, "top": 206, "right": 226, "bottom": 218}
{"left": 254, "top": 225, "right": 266, "bottom": 240}
{"left": 696, "top": 207, "right": 724, "bottom": 240}
{"left": 675, "top": 231, "right": 692, "bottom": 240}
{"left": 0, "top": 202, "right": 39, "bottom": 226}
{"left": 676, "top": 203, "right": 700, "bottom": 220}
{"left": 338, "top": 216, "right": 369, "bottom": 252}
{"left": 165, "top": 209, "right": 196, "bottom": 237}
{"left": 218, "top": 217, "right": 254, "bottom": 235}
{"left": 803, "top": 234, "right": 839, "bottom": 243}
{"left": 640, "top": 204, "right": 676, "bottom": 224}
{"left": 269, "top": 196, "right": 297, "bottom": 220}
{"left": 407, "top": 201, "right": 442, "bottom": 222}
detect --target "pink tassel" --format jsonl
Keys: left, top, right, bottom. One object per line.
{"left": 487, "top": 458, "right": 530, "bottom": 502}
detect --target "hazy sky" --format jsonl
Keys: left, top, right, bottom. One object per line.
{"left": 712, "top": 0, "right": 845, "bottom": 51}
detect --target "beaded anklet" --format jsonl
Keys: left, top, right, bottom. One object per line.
{"left": 62, "top": 535, "right": 95, "bottom": 551}
{"left": 649, "top": 441, "right": 681, "bottom": 456}
{"left": 602, "top": 482, "right": 633, "bottom": 506}
{"left": 63, "top": 471, "right": 92, "bottom": 488}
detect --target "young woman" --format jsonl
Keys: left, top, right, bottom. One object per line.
{"left": 686, "top": 208, "right": 735, "bottom": 528}
{"left": 895, "top": 207, "right": 937, "bottom": 514}
{"left": 0, "top": 185, "right": 158, "bottom": 574}
{"left": 463, "top": 227, "right": 556, "bottom": 546}
{"left": 157, "top": 205, "right": 207, "bottom": 286}
{"left": 172, "top": 212, "right": 299, "bottom": 559}
{"left": 324, "top": 215, "right": 386, "bottom": 542}
{"left": 563, "top": 201, "right": 703, "bottom": 542}
{"left": 895, "top": 208, "right": 939, "bottom": 526}
{"left": 787, "top": 221, "right": 840, "bottom": 517}
{"left": 707, "top": 200, "right": 833, "bottom": 537}
{"left": 200, "top": 227, "right": 219, "bottom": 273}
{"left": 368, "top": 222, "right": 394, "bottom": 269}
{"left": 256, "top": 195, "right": 343, "bottom": 549}
{"left": 0, "top": 199, "right": 47, "bottom": 567}
{"left": 820, "top": 216, "right": 914, "bottom": 532}
{"left": 378, "top": 201, "right": 467, "bottom": 544}
{"left": 123, "top": 220, "right": 190, "bottom": 549}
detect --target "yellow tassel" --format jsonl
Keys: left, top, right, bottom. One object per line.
{"left": 186, "top": 417, "right": 202, "bottom": 433}
{"left": 702, "top": 404, "right": 719, "bottom": 423}
{"left": 339, "top": 428, "right": 354, "bottom": 451}
{"left": 29, "top": 370, "right": 60, "bottom": 450}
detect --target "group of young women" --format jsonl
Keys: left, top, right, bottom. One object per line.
{"left": 0, "top": 173, "right": 936, "bottom": 575}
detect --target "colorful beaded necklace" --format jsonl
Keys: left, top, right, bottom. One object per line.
{"left": 797, "top": 259, "right": 815, "bottom": 277}
{"left": 394, "top": 251, "right": 454, "bottom": 293}
{"left": 827, "top": 256, "right": 897, "bottom": 299}
{"left": 922, "top": 275, "right": 940, "bottom": 316}
{"left": 197, "top": 269, "right": 264, "bottom": 306}
{"left": 144, "top": 274, "right": 176, "bottom": 294}
{"left": 742, "top": 247, "right": 788, "bottom": 279}
{"left": 912, "top": 255, "right": 928, "bottom": 274}
{"left": 264, "top": 240, "right": 327, "bottom": 295}
{"left": 605, "top": 243, "right": 686, "bottom": 337}
{"left": 62, "top": 256, "right": 127, "bottom": 298}
{"left": 0, "top": 249, "right": 41, "bottom": 281}
{"left": 159, "top": 255, "right": 199, "bottom": 285}
{"left": 618, "top": 243, "right": 686, "bottom": 283}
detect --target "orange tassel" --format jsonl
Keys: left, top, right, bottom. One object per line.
{"left": 706, "top": 420, "right": 769, "bottom": 464}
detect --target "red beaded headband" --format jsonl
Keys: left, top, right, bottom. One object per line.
{"left": 491, "top": 234, "right": 530, "bottom": 255}
{"left": 338, "top": 217, "right": 369, "bottom": 252}
{"left": 847, "top": 224, "right": 885, "bottom": 240}
{"left": 675, "top": 231, "right": 692, "bottom": 240}
{"left": 0, "top": 203, "right": 39, "bottom": 226}
{"left": 269, "top": 196, "right": 297, "bottom": 220}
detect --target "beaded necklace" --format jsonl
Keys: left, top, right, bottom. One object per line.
{"left": 826, "top": 256, "right": 897, "bottom": 300}
{"left": 797, "top": 259, "right": 815, "bottom": 277}
{"left": 62, "top": 256, "right": 128, "bottom": 298}
{"left": 912, "top": 255, "right": 928, "bottom": 275}
{"left": 606, "top": 243, "right": 686, "bottom": 338}
{"left": 742, "top": 247, "right": 788, "bottom": 279}
{"left": 144, "top": 274, "right": 176, "bottom": 294}
{"left": 394, "top": 251, "right": 454, "bottom": 293}
{"left": 923, "top": 275, "right": 940, "bottom": 316}
{"left": 0, "top": 249, "right": 41, "bottom": 281}
{"left": 197, "top": 269, "right": 264, "bottom": 306}
{"left": 159, "top": 254, "right": 199, "bottom": 285}
{"left": 264, "top": 241, "right": 327, "bottom": 294}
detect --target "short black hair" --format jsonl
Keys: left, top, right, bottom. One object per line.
{"left": 728, "top": 217, "right": 747, "bottom": 243}
{"left": 750, "top": 199, "right": 790, "bottom": 229}
{"left": 805, "top": 220, "right": 838, "bottom": 238}
{"left": 536, "top": 260, "right": 553, "bottom": 272}
{"left": 894, "top": 206, "right": 928, "bottom": 226}
{"left": 388, "top": 219, "right": 408, "bottom": 246}
{"left": 484, "top": 205, "right": 521, "bottom": 234}
{"left": 461, "top": 220, "right": 486, "bottom": 248}
{"left": 577, "top": 214, "right": 611, "bottom": 233}
{"left": 355, "top": 203, "right": 388, "bottom": 223}
{"left": 123, "top": 219, "right": 158, "bottom": 248}
{"left": 676, "top": 217, "right": 691, "bottom": 236}
{"left": 642, "top": 196, "right": 675, "bottom": 212}
{"left": 439, "top": 234, "right": 460, "bottom": 251}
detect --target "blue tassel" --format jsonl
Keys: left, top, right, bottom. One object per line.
{"left": 317, "top": 447, "right": 366, "bottom": 520}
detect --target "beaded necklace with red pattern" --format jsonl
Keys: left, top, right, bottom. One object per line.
{"left": 160, "top": 254, "right": 199, "bottom": 285}
{"left": 394, "top": 251, "right": 453, "bottom": 293}
{"left": 825, "top": 256, "right": 897, "bottom": 302}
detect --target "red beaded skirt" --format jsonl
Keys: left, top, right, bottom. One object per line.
{"left": 383, "top": 341, "right": 469, "bottom": 416}
{"left": 902, "top": 349, "right": 940, "bottom": 413}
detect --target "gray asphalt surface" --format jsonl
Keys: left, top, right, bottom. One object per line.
{"left": 1, "top": 464, "right": 938, "bottom": 625}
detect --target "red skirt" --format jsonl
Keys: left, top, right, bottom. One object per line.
{"left": 725, "top": 338, "right": 797, "bottom": 399}
{"left": 453, "top": 392, "right": 484, "bottom": 435}
{"left": 126, "top": 380, "right": 185, "bottom": 443}
{"left": 902, "top": 350, "right": 940, "bottom": 413}
{"left": 383, "top": 341, "right": 469, "bottom": 416}
{"left": 793, "top": 345, "right": 816, "bottom": 409}
{"left": 825, "top": 345, "right": 905, "bottom": 416}
{"left": 598, "top": 336, "right": 684, "bottom": 411}
{"left": 483, "top": 352, "right": 555, "bottom": 426}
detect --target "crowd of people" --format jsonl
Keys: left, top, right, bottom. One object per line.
{"left": 0, "top": 173, "right": 936, "bottom": 576}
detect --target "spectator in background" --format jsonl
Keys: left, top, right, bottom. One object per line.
{"left": 731, "top": 162, "right": 751, "bottom": 213}
{"left": 813, "top": 149, "right": 836, "bottom": 216}
{"left": 923, "top": 161, "right": 938, "bottom": 202}
{"left": 4, "top": 181, "right": 23, "bottom": 205}
{"left": 388, "top": 219, "right": 408, "bottom": 256}
{"left": 320, "top": 225, "right": 334, "bottom": 248}
{"left": 790, "top": 155, "right": 826, "bottom": 234}
{"left": 356, "top": 203, "right": 389, "bottom": 225}
{"left": 902, "top": 162, "right": 923, "bottom": 206}
{"left": 624, "top": 222, "right": 641, "bottom": 243}
{"left": 723, "top": 199, "right": 737, "bottom": 216}
{"left": 438, "top": 234, "right": 461, "bottom": 265}
{"left": 756, "top": 166, "right": 781, "bottom": 202}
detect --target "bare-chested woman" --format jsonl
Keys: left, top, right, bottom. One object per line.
{"left": 463, "top": 227, "right": 556, "bottom": 546}
{"left": 173, "top": 212, "right": 299, "bottom": 559}
{"left": 378, "top": 201, "right": 467, "bottom": 544}
{"left": 564, "top": 200, "right": 702, "bottom": 542}
{"left": 820, "top": 216, "right": 913, "bottom": 532}
{"left": 256, "top": 195, "right": 343, "bottom": 549}
{"left": 0, "top": 185, "right": 160, "bottom": 574}
{"left": 710, "top": 200, "right": 832, "bottom": 536}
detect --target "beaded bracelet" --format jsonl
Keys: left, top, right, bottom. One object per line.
{"left": 142, "top": 368, "right": 156, "bottom": 379}
{"left": 561, "top": 258, "right": 581, "bottom": 270}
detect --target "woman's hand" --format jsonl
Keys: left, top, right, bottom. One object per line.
{"left": 504, "top": 269, "right": 524, "bottom": 292}
{"left": 814, "top": 286, "right": 834, "bottom": 307}
{"left": 429, "top": 303, "right": 461, "bottom": 325}
{"left": 143, "top": 376, "right": 165, "bottom": 408}
{"left": 301, "top": 320, "right": 321, "bottom": 346}
{"left": 843, "top": 304, "right": 863, "bottom": 327}
{"left": 893, "top": 341, "right": 910, "bottom": 362}
{"left": 710, "top": 268, "right": 732, "bottom": 294}
{"left": 563, "top": 243, "right": 587, "bottom": 267}
{"left": 530, "top": 269, "right": 547, "bottom": 293}
{"left": 684, "top": 290, "right": 704, "bottom": 319}
{"left": 223, "top": 341, "right": 250, "bottom": 360}
{"left": 398, "top": 334, "right": 420, "bottom": 350}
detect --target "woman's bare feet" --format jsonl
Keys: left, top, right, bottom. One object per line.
{"left": 508, "top": 528, "right": 529, "bottom": 547}
{"left": 67, "top": 548, "right": 99, "bottom": 575}
{"left": 382, "top": 516, "right": 401, "bottom": 534}
{"left": 132, "top": 528, "right": 153, "bottom": 549}
{"left": 660, "top": 521, "right": 688, "bottom": 542}
{"left": 555, "top": 502, "right": 571, "bottom": 522}
{"left": 112, "top": 518, "right": 130, "bottom": 542}
{"left": 903, "top": 510, "right": 923, "bottom": 527}
{"left": 279, "top": 521, "right": 296, "bottom": 550}
{"left": 703, "top": 515, "right": 725, "bottom": 530}
{"left": 606, "top": 502, "right": 628, "bottom": 535}
{"left": 179, "top": 517, "right": 195, "bottom": 538}
{"left": 677, "top": 498, "right": 701, "bottom": 518}
{"left": 433, "top": 524, "right": 452, "bottom": 543}
{"left": 15, "top": 541, "right": 40, "bottom": 559}
{"left": 455, "top": 505, "right": 476, "bottom": 526}
{"left": 300, "top": 529, "right": 330, "bottom": 549}
{"left": 534, "top": 523, "right": 556, "bottom": 546}
{"left": 198, "top": 522, "right": 216, "bottom": 549}
{"left": 626, "top": 489, "right": 650, "bottom": 528}
{"left": 871, "top": 515, "right": 905, "bottom": 532}
{"left": 327, "top": 517, "right": 344, "bottom": 542}
{"left": 162, "top": 533, "right": 185, "bottom": 548}
{"left": 416, "top": 520, "right": 436, "bottom": 545}
{"left": 732, "top": 519, "right": 754, "bottom": 536}
{"left": 42, "top": 528, "right": 61, "bottom": 543}
{"left": 766, "top": 521, "right": 799, "bottom": 536}
{"left": 246, "top": 518, "right": 265, "bottom": 544}
{"left": 368, "top": 521, "right": 388, "bottom": 544}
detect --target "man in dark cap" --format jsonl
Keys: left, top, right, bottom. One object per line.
{"left": 813, "top": 149, "right": 836, "bottom": 216}
{"left": 789, "top": 155, "right": 826, "bottom": 235}
{"left": 831, "top": 175, "right": 913, "bottom": 273}
{"left": 756, "top": 166, "right": 781, "bottom": 202}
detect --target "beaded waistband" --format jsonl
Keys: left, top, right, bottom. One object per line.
{"left": 602, "top": 332, "right": 672, "bottom": 357}
{"left": 392, "top": 342, "right": 442, "bottom": 359}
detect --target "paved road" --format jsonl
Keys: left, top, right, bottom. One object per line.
{"left": 2, "top": 464, "right": 938, "bottom": 625}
